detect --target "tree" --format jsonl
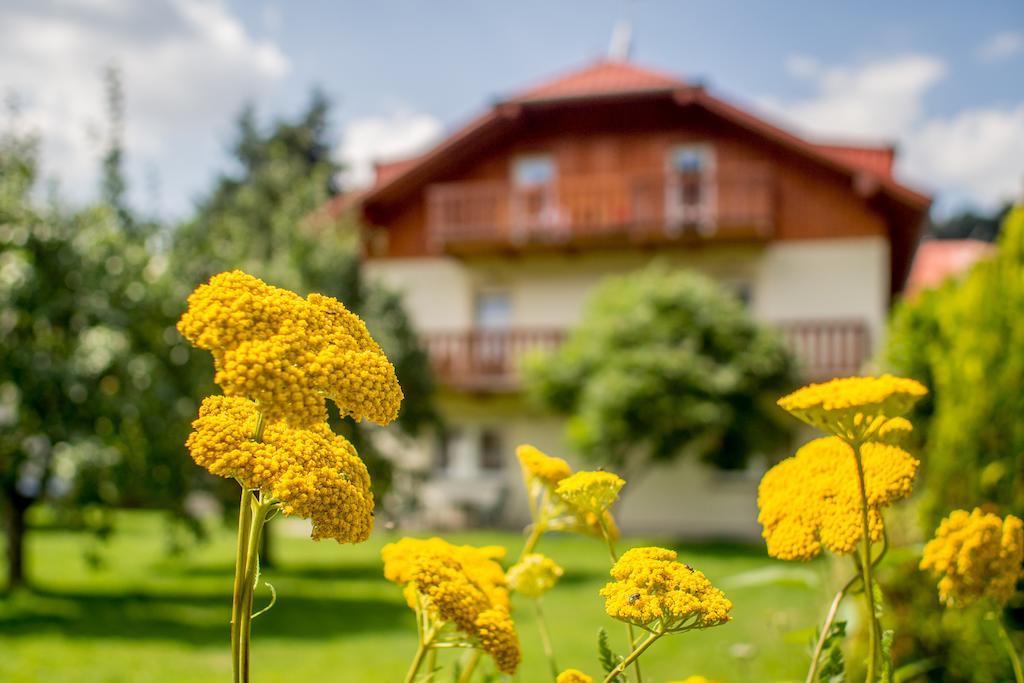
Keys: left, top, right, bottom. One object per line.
{"left": 168, "top": 92, "right": 435, "bottom": 517}
{"left": 886, "top": 202, "right": 1024, "bottom": 531}
{"left": 927, "top": 203, "right": 1012, "bottom": 242}
{"left": 525, "top": 265, "right": 797, "bottom": 475}
{"left": 0, "top": 122, "right": 169, "bottom": 586}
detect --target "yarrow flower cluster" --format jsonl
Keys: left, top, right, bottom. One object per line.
{"left": 757, "top": 437, "right": 919, "bottom": 560}
{"left": 777, "top": 375, "right": 927, "bottom": 440}
{"left": 600, "top": 547, "right": 732, "bottom": 631}
{"left": 920, "top": 508, "right": 1024, "bottom": 607}
{"left": 556, "top": 471, "right": 625, "bottom": 515}
{"left": 556, "top": 670, "right": 594, "bottom": 683}
{"left": 178, "top": 270, "right": 403, "bottom": 427}
{"left": 506, "top": 553, "right": 564, "bottom": 598}
{"left": 515, "top": 444, "right": 621, "bottom": 541}
{"left": 382, "top": 537, "right": 520, "bottom": 674}
{"left": 186, "top": 395, "right": 374, "bottom": 542}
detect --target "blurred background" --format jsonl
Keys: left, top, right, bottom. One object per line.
{"left": 1, "top": 1, "right": 1022, "bottom": 681}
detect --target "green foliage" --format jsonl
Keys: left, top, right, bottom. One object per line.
{"left": 168, "top": 92, "right": 436, "bottom": 502}
{"left": 597, "top": 627, "right": 625, "bottom": 682}
{"left": 817, "top": 620, "right": 847, "bottom": 683}
{"left": 526, "top": 264, "right": 796, "bottom": 471}
{"left": 886, "top": 204, "right": 1024, "bottom": 531}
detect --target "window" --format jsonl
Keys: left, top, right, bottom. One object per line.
{"left": 513, "top": 154, "right": 555, "bottom": 187}
{"left": 666, "top": 144, "right": 716, "bottom": 232}
{"left": 474, "top": 290, "right": 511, "bottom": 330}
{"left": 436, "top": 428, "right": 458, "bottom": 472}
{"left": 512, "top": 154, "right": 558, "bottom": 232}
{"left": 479, "top": 429, "right": 504, "bottom": 471}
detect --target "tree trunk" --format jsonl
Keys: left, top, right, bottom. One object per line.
{"left": 3, "top": 491, "right": 31, "bottom": 590}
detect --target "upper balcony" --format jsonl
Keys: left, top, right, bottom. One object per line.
{"left": 425, "top": 165, "right": 775, "bottom": 255}
{"left": 422, "top": 319, "right": 871, "bottom": 393}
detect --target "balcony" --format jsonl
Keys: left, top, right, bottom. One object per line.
{"left": 426, "top": 166, "right": 775, "bottom": 255}
{"left": 422, "top": 319, "right": 870, "bottom": 392}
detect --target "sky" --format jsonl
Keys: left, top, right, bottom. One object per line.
{"left": 1, "top": 0, "right": 1022, "bottom": 219}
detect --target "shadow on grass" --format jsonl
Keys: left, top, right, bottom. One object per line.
{"left": 0, "top": 587, "right": 410, "bottom": 645}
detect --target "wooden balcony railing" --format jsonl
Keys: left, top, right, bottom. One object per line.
{"left": 426, "top": 166, "right": 775, "bottom": 254}
{"left": 422, "top": 319, "right": 870, "bottom": 391}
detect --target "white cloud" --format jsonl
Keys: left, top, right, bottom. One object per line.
{"left": 977, "top": 31, "right": 1024, "bottom": 63}
{"left": 0, "top": 0, "right": 289, "bottom": 213}
{"left": 902, "top": 104, "right": 1024, "bottom": 209}
{"left": 337, "top": 111, "right": 443, "bottom": 189}
{"left": 759, "top": 53, "right": 1024, "bottom": 212}
{"left": 759, "top": 55, "right": 945, "bottom": 140}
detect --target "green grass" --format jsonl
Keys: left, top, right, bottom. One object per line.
{"left": 0, "top": 510, "right": 828, "bottom": 682}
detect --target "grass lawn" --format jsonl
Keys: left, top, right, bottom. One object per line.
{"left": 0, "top": 510, "right": 828, "bottom": 682}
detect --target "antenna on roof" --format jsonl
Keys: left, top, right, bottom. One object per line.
{"left": 608, "top": 20, "right": 633, "bottom": 62}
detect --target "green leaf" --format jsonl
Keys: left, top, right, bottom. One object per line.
{"left": 879, "top": 629, "right": 895, "bottom": 683}
{"left": 597, "top": 628, "right": 625, "bottom": 682}
{"left": 817, "top": 620, "right": 847, "bottom": 683}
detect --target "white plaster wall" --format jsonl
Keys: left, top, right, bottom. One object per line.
{"left": 401, "top": 396, "right": 764, "bottom": 540}
{"left": 365, "top": 258, "right": 473, "bottom": 331}
{"left": 753, "top": 237, "right": 890, "bottom": 348}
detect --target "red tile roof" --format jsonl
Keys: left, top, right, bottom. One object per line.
{"left": 905, "top": 239, "right": 994, "bottom": 297}
{"left": 512, "top": 59, "right": 687, "bottom": 102}
{"left": 816, "top": 144, "right": 896, "bottom": 177}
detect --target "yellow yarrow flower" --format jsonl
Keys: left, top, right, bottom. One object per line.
{"left": 671, "top": 677, "right": 722, "bottom": 683}
{"left": 507, "top": 553, "right": 564, "bottom": 597}
{"left": 777, "top": 375, "right": 926, "bottom": 440}
{"left": 920, "top": 508, "right": 1024, "bottom": 607}
{"left": 178, "top": 270, "right": 403, "bottom": 427}
{"left": 516, "top": 444, "right": 572, "bottom": 486}
{"left": 185, "top": 396, "right": 373, "bottom": 543}
{"left": 556, "top": 471, "right": 625, "bottom": 515}
{"left": 600, "top": 547, "right": 732, "bottom": 631}
{"left": 757, "top": 437, "right": 918, "bottom": 560}
{"left": 557, "top": 670, "right": 594, "bottom": 683}
{"left": 382, "top": 537, "right": 520, "bottom": 673}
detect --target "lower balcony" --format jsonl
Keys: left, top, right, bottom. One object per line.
{"left": 421, "top": 319, "right": 870, "bottom": 392}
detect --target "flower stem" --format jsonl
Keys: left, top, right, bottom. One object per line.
{"left": 236, "top": 495, "right": 274, "bottom": 682}
{"left": 404, "top": 624, "right": 437, "bottom": 683}
{"left": 851, "top": 440, "right": 879, "bottom": 683}
{"left": 456, "top": 650, "right": 481, "bottom": 683}
{"left": 230, "top": 487, "right": 255, "bottom": 683}
{"left": 597, "top": 516, "right": 642, "bottom": 683}
{"left": 519, "top": 522, "right": 545, "bottom": 562}
{"left": 534, "top": 598, "right": 559, "bottom": 679}
{"left": 805, "top": 572, "right": 860, "bottom": 683}
{"left": 995, "top": 616, "right": 1024, "bottom": 683}
{"left": 602, "top": 631, "right": 662, "bottom": 683}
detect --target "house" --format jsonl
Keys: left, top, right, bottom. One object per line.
{"left": 353, "top": 59, "right": 931, "bottom": 538}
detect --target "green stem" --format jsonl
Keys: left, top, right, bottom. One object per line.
{"left": 231, "top": 487, "right": 255, "bottom": 683}
{"left": 237, "top": 495, "right": 274, "bottom": 683}
{"left": 519, "top": 522, "right": 545, "bottom": 562}
{"left": 456, "top": 650, "right": 481, "bottom": 683}
{"left": 851, "top": 440, "right": 879, "bottom": 683}
{"left": 806, "top": 572, "right": 861, "bottom": 683}
{"left": 404, "top": 624, "right": 438, "bottom": 683}
{"left": 995, "top": 616, "right": 1024, "bottom": 683}
{"left": 602, "top": 631, "right": 662, "bottom": 683}
{"left": 534, "top": 598, "right": 559, "bottom": 679}
{"left": 597, "top": 516, "right": 642, "bottom": 683}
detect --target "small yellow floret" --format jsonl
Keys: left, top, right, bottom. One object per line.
{"left": 920, "top": 508, "right": 1024, "bottom": 607}
{"left": 557, "top": 670, "right": 594, "bottom": 683}
{"left": 777, "top": 375, "right": 926, "bottom": 439}
{"left": 556, "top": 471, "right": 625, "bottom": 515}
{"left": 178, "top": 270, "right": 403, "bottom": 427}
{"left": 757, "top": 437, "right": 918, "bottom": 560}
{"left": 185, "top": 396, "right": 373, "bottom": 543}
{"left": 507, "top": 553, "right": 564, "bottom": 597}
{"left": 516, "top": 444, "right": 572, "bottom": 485}
{"left": 600, "top": 546, "right": 732, "bottom": 631}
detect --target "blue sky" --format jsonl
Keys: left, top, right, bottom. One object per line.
{"left": 2, "top": 0, "right": 1022, "bottom": 217}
